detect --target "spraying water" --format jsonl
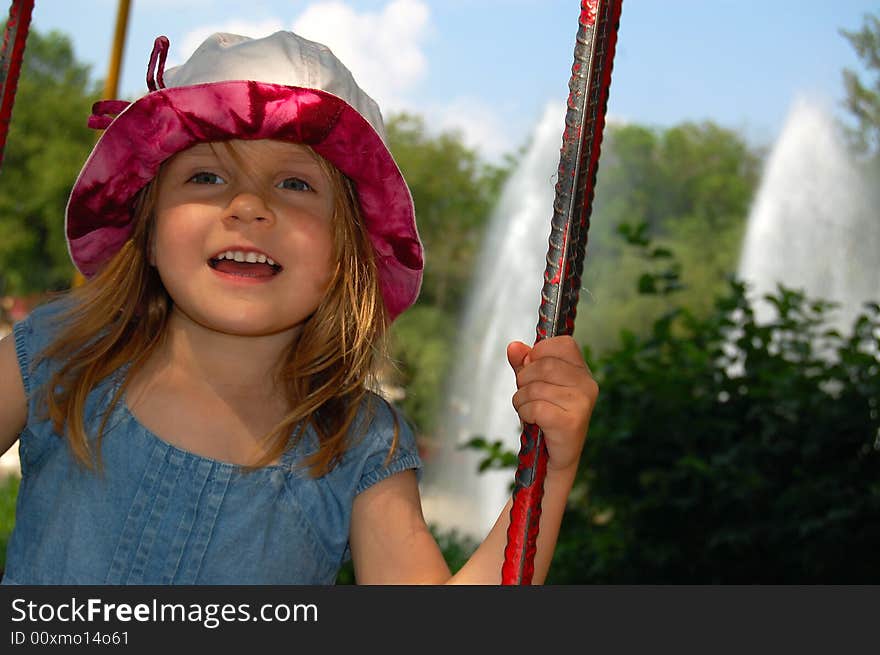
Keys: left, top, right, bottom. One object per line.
{"left": 420, "top": 103, "right": 565, "bottom": 538}
{"left": 738, "top": 97, "right": 880, "bottom": 334}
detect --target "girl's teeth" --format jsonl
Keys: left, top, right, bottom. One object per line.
{"left": 214, "top": 250, "right": 276, "bottom": 265}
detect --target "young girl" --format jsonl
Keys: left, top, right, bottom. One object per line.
{"left": 0, "top": 31, "right": 597, "bottom": 584}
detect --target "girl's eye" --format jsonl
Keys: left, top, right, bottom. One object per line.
{"left": 188, "top": 171, "right": 225, "bottom": 185}
{"left": 277, "top": 177, "right": 313, "bottom": 192}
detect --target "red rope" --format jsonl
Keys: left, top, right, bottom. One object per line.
{"left": 0, "top": 0, "right": 35, "bottom": 170}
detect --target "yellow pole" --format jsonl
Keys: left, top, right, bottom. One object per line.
{"left": 103, "top": 0, "right": 131, "bottom": 100}
{"left": 73, "top": 0, "right": 132, "bottom": 288}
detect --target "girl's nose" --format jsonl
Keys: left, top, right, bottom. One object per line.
{"left": 224, "top": 192, "right": 275, "bottom": 224}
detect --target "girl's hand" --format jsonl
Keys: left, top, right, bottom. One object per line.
{"left": 506, "top": 336, "right": 598, "bottom": 475}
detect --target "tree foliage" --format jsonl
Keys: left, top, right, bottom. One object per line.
{"left": 387, "top": 304, "right": 456, "bottom": 437}
{"left": 574, "top": 121, "right": 761, "bottom": 357}
{"left": 385, "top": 113, "right": 510, "bottom": 315}
{"left": 0, "top": 27, "right": 100, "bottom": 295}
{"left": 841, "top": 12, "right": 880, "bottom": 158}
{"left": 561, "top": 291, "right": 878, "bottom": 582}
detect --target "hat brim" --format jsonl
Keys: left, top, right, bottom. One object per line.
{"left": 66, "top": 81, "right": 422, "bottom": 320}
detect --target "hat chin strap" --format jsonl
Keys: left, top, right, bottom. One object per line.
{"left": 147, "top": 36, "right": 169, "bottom": 91}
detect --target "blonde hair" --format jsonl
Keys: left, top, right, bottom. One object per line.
{"left": 37, "top": 144, "right": 396, "bottom": 475}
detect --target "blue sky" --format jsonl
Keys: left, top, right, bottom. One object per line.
{"left": 29, "top": 0, "right": 876, "bottom": 161}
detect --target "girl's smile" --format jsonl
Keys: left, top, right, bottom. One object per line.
{"left": 208, "top": 247, "right": 283, "bottom": 282}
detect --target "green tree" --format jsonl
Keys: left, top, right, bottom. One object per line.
{"left": 385, "top": 113, "right": 510, "bottom": 315}
{"left": 388, "top": 304, "right": 455, "bottom": 437}
{"left": 0, "top": 27, "right": 100, "bottom": 295}
{"left": 841, "top": 13, "right": 880, "bottom": 158}
{"left": 574, "top": 122, "right": 761, "bottom": 357}
{"left": 555, "top": 283, "right": 880, "bottom": 583}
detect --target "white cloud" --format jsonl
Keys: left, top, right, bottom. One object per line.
{"left": 292, "top": 0, "right": 430, "bottom": 110}
{"left": 172, "top": 0, "right": 431, "bottom": 112}
{"left": 427, "top": 98, "right": 511, "bottom": 164}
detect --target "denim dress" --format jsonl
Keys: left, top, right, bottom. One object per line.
{"left": 2, "top": 302, "right": 421, "bottom": 585}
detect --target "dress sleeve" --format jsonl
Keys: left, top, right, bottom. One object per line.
{"left": 333, "top": 396, "right": 422, "bottom": 565}
{"left": 13, "top": 301, "right": 67, "bottom": 404}
{"left": 10, "top": 301, "right": 73, "bottom": 474}
{"left": 350, "top": 395, "right": 423, "bottom": 496}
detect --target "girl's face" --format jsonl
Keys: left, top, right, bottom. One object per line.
{"left": 152, "top": 139, "right": 337, "bottom": 339}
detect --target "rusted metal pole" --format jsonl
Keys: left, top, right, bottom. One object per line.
{"left": 502, "top": 0, "right": 623, "bottom": 585}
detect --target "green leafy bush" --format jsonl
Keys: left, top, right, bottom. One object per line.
{"left": 469, "top": 230, "right": 880, "bottom": 583}
{"left": 552, "top": 279, "right": 879, "bottom": 583}
{"left": 560, "top": 222, "right": 880, "bottom": 582}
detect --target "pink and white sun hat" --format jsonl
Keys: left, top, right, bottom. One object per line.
{"left": 66, "top": 31, "right": 422, "bottom": 320}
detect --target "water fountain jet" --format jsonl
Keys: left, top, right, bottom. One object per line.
{"left": 420, "top": 102, "right": 566, "bottom": 538}
{"left": 738, "top": 97, "right": 879, "bottom": 335}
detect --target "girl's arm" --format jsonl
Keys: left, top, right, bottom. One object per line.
{"left": 349, "top": 467, "right": 576, "bottom": 584}
{"left": 0, "top": 333, "right": 27, "bottom": 456}
{"left": 349, "top": 335, "right": 597, "bottom": 584}
{"left": 350, "top": 469, "right": 451, "bottom": 584}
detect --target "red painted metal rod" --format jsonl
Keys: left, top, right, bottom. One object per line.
{"left": 502, "top": 0, "right": 623, "bottom": 585}
{"left": 0, "top": 0, "right": 35, "bottom": 170}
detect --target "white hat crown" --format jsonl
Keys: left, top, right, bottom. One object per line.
{"left": 163, "top": 31, "right": 386, "bottom": 140}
